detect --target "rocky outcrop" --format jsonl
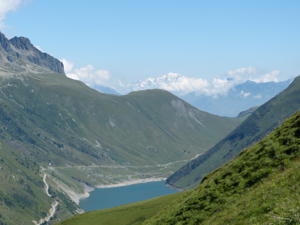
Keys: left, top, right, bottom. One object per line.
{"left": 0, "top": 31, "right": 64, "bottom": 74}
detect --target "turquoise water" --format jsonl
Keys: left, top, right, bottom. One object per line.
{"left": 79, "top": 181, "right": 178, "bottom": 211}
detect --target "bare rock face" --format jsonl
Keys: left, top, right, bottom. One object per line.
{"left": 0, "top": 32, "right": 64, "bottom": 74}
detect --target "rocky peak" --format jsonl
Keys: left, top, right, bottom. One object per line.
{"left": 10, "top": 36, "right": 34, "bottom": 51}
{"left": 0, "top": 31, "right": 65, "bottom": 75}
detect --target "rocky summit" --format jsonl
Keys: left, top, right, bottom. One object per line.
{"left": 0, "top": 32, "right": 64, "bottom": 75}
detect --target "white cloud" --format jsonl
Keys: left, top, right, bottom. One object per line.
{"left": 59, "top": 61, "right": 282, "bottom": 97}
{"left": 0, "top": 0, "right": 25, "bottom": 28}
{"left": 251, "top": 70, "right": 280, "bottom": 83}
{"left": 228, "top": 67, "right": 257, "bottom": 79}
{"left": 240, "top": 90, "right": 251, "bottom": 98}
{"left": 127, "top": 73, "right": 234, "bottom": 97}
{"left": 61, "top": 59, "right": 110, "bottom": 87}
{"left": 227, "top": 67, "right": 280, "bottom": 83}
{"left": 60, "top": 58, "right": 74, "bottom": 73}
{"left": 122, "top": 67, "right": 282, "bottom": 96}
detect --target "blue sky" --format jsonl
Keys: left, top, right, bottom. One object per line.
{"left": 1, "top": 0, "right": 300, "bottom": 91}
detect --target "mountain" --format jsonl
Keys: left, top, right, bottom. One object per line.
{"left": 167, "top": 75, "right": 300, "bottom": 189}
{"left": 58, "top": 110, "right": 300, "bottom": 225}
{"left": 0, "top": 33, "right": 241, "bottom": 225}
{"left": 0, "top": 32, "right": 64, "bottom": 74}
{"left": 143, "top": 111, "right": 300, "bottom": 225}
{"left": 181, "top": 80, "right": 291, "bottom": 117}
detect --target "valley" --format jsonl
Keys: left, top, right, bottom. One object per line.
{"left": 0, "top": 2, "right": 298, "bottom": 224}
{"left": 61, "top": 108, "right": 300, "bottom": 225}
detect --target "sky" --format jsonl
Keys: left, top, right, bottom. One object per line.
{"left": 1, "top": 0, "right": 300, "bottom": 94}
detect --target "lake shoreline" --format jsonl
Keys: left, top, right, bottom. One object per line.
{"left": 95, "top": 177, "right": 166, "bottom": 189}
{"left": 72, "top": 177, "right": 167, "bottom": 207}
{"left": 79, "top": 179, "right": 178, "bottom": 212}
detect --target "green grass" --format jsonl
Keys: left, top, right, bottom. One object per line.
{"left": 57, "top": 192, "right": 184, "bottom": 225}
{"left": 143, "top": 111, "right": 300, "bottom": 225}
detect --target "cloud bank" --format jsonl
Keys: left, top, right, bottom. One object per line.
{"left": 124, "top": 67, "right": 281, "bottom": 96}
{"left": 0, "top": 0, "right": 25, "bottom": 27}
{"left": 61, "top": 59, "right": 111, "bottom": 87}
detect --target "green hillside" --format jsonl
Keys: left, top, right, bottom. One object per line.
{"left": 143, "top": 111, "right": 300, "bottom": 225}
{"left": 0, "top": 71, "right": 239, "bottom": 225}
{"left": 167, "top": 75, "right": 300, "bottom": 189}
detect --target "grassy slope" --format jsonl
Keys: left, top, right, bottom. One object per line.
{"left": 143, "top": 111, "right": 300, "bottom": 225}
{"left": 0, "top": 72, "right": 240, "bottom": 225}
{"left": 168, "top": 76, "right": 300, "bottom": 189}
{"left": 57, "top": 192, "right": 185, "bottom": 225}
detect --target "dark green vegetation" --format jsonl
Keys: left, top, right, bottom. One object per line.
{"left": 58, "top": 192, "right": 184, "bottom": 225}
{"left": 167, "top": 76, "right": 300, "bottom": 189}
{"left": 143, "top": 111, "right": 300, "bottom": 225}
{"left": 0, "top": 32, "right": 242, "bottom": 225}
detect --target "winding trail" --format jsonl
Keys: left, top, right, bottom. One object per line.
{"left": 43, "top": 174, "right": 51, "bottom": 197}
{"left": 32, "top": 174, "right": 59, "bottom": 225}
